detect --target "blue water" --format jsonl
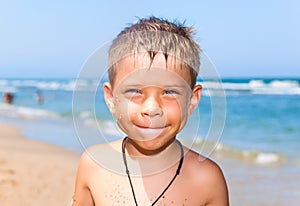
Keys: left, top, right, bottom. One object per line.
{"left": 0, "top": 77, "right": 299, "bottom": 163}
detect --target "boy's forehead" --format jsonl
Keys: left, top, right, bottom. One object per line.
{"left": 112, "top": 53, "right": 192, "bottom": 86}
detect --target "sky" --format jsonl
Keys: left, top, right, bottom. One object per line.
{"left": 0, "top": 0, "right": 299, "bottom": 78}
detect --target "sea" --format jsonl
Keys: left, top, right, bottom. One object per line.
{"left": 1, "top": 77, "right": 300, "bottom": 205}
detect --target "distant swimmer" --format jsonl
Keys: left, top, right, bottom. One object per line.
{"left": 36, "top": 90, "right": 43, "bottom": 105}
{"left": 3, "top": 92, "right": 14, "bottom": 104}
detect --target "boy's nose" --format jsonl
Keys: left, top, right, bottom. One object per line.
{"left": 141, "top": 95, "right": 163, "bottom": 117}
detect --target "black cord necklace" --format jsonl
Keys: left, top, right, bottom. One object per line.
{"left": 121, "top": 137, "right": 184, "bottom": 206}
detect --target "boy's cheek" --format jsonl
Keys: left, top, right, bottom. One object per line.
{"left": 114, "top": 99, "right": 137, "bottom": 118}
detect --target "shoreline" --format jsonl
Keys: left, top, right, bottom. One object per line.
{"left": 0, "top": 122, "right": 80, "bottom": 206}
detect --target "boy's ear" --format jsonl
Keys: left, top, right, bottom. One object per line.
{"left": 188, "top": 85, "right": 202, "bottom": 115}
{"left": 103, "top": 82, "right": 115, "bottom": 114}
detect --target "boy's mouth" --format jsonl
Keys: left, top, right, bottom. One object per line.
{"left": 133, "top": 124, "right": 168, "bottom": 136}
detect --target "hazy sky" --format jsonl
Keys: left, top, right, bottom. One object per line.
{"left": 1, "top": 0, "right": 299, "bottom": 78}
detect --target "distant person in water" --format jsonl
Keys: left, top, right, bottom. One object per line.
{"left": 3, "top": 92, "right": 14, "bottom": 104}
{"left": 36, "top": 90, "right": 43, "bottom": 105}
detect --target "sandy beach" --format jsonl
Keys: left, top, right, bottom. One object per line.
{"left": 0, "top": 123, "right": 80, "bottom": 206}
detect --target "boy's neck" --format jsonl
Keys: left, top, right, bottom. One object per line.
{"left": 125, "top": 137, "right": 176, "bottom": 156}
{"left": 123, "top": 137, "right": 183, "bottom": 176}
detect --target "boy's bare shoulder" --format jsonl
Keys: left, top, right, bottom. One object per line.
{"left": 74, "top": 140, "right": 126, "bottom": 205}
{"left": 183, "top": 148, "right": 224, "bottom": 179}
{"left": 78, "top": 139, "right": 124, "bottom": 174}
{"left": 86, "top": 139, "right": 123, "bottom": 157}
{"left": 181, "top": 148, "right": 229, "bottom": 205}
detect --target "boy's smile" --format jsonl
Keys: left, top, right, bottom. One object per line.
{"left": 104, "top": 52, "right": 202, "bottom": 155}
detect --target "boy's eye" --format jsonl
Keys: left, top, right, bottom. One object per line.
{"left": 163, "top": 89, "right": 179, "bottom": 95}
{"left": 125, "top": 89, "right": 141, "bottom": 94}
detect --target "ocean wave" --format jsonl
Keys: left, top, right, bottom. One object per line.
{"left": 200, "top": 79, "right": 300, "bottom": 96}
{"left": 0, "top": 86, "right": 18, "bottom": 93}
{"left": 254, "top": 152, "right": 281, "bottom": 164}
{"left": 81, "top": 118, "right": 125, "bottom": 137}
{"left": 0, "top": 79, "right": 100, "bottom": 92}
{"left": 181, "top": 138, "right": 285, "bottom": 165}
{"left": 2, "top": 78, "right": 299, "bottom": 95}
{"left": 0, "top": 103, "right": 59, "bottom": 119}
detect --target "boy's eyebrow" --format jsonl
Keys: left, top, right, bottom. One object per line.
{"left": 161, "top": 84, "right": 188, "bottom": 88}
{"left": 160, "top": 85, "right": 188, "bottom": 89}
{"left": 123, "top": 84, "right": 188, "bottom": 88}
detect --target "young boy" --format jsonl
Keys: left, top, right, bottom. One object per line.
{"left": 73, "top": 17, "right": 229, "bottom": 206}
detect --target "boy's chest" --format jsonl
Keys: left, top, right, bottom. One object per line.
{"left": 89, "top": 170, "right": 208, "bottom": 206}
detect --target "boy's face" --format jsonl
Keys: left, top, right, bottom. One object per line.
{"left": 104, "top": 52, "right": 202, "bottom": 153}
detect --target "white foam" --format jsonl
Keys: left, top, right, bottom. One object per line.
{"left": 101, "top": 120, "right": 125, "bottom": 136}
{"left": 0, "top": 86, "right": 18, "bottom": 93}
{"left": 249, "top": 80, "right": 266, "bottom": 88}
{"left": 83, "top": 118, "right": 98, "bottom": 126}
{"left": 214, "top": 142, "right": 224, "bottom": 151}
{"left": 0, "top": 80, "right": 8, "bottom": 86}
{"left": 269, "top": 80, "right": 299, "bottom": 88}
{"left": 255, "top": 152, "right": 280, "bottom": 164}
{"left": 0, "top": 79, "right": 97, "bottom": 92}
{"left": 199, "top": 79, "right": 300, "bottom": 96}
{"left": 0, "top": 103, "right": 59, "bottom": 119}
{"left": 79, "top": 111, "right": 93, "bottom": 119}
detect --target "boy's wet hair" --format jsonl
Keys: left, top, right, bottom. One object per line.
{"left": 108, "top": 16, "right": 201, "bottom": 88}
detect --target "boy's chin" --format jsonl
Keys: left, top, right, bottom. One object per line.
{"left": 127, "top": 135, "right": 175, "bottom": 155}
